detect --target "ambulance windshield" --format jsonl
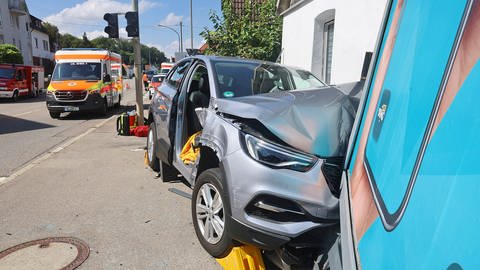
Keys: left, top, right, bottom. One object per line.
{"left": 52, "top": 62, "right": 101, "bottom": 81}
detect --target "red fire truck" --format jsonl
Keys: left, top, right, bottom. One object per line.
{"left": 0, "top": 64, "right": 45, "bottom": 102}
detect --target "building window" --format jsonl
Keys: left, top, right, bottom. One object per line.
{"left": 0, "top": 8, "right": 3, "bottom": 26}
{"left": 311, "top": 9, "right": 335, "bottom": 84}
{"left": 15, "top": 16, "right": 19, "bottom": 28}
{"left": 34, "top": 37, "right": 38, "bottom": 48}
{"left": 19, "top": 39, "right": 22, "bottom": 50}
{"left": 12, "top": 38, "right": 15, "bottom": 46}
{"left": 43, "top": 40, "right": 49, "bottom": 51}
{"left": 323, "top": 20, "right": 334, "bottom": 84}
{"left": 0, "top": 35, "right": 4, "bottom": 44}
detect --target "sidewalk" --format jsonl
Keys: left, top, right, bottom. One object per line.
{"left": 0, "top": 86, "right": 221, "bottom": 269}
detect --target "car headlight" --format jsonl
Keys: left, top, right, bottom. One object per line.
{"left": 241, "top": 133, "right": 318, "bottom": 172}
{"left": 89, "top": 89, "right": 101, "bottom": 95}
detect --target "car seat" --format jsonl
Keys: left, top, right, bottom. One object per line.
{"left": 187, "top": 74, "right": 210, "bottom": 135}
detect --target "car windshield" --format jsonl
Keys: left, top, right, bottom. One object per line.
{"left": 0, "top": 68, "right": 15, "bottom": 79}
{"left": 52, "top": 62, "right": 101, "bottom": 81}
{"left": 152, "top": 76, "right": 162, "bottom": 83}
{"left": 212, "top": 60, "right": 326, "bottom": 98}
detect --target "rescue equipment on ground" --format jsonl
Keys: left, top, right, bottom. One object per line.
{"left": 116, "top": 111, "right": 137, "bottom": 136}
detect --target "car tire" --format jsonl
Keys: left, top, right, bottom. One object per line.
{"left": 98, "top": 98, "right": 107, "bottom": 116}
{"left": 192, "top": 168, "right": 234, "bottom": 258}
{"left": 114, "top": 94, "right": 121, "bottom": 109}
{"left": 11, "top": 90, "right": 18, "bottom": 102}
{"left": 147, "top": 122, "right": 160, "bottom": 172}
{"left": 49, "top": 111, "right": 61, "bottom": 119}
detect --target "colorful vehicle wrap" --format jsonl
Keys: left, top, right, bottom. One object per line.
{"left": 336, "top": 0, "right": 480, "bottom": 269}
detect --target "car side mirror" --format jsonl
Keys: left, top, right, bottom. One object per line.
{"left": 103, "top": 74, "right": 111, "bottom": 83}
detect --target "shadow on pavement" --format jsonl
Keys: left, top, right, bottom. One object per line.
{"left": 0, "top": 114, "right": 55, "bottom": 135}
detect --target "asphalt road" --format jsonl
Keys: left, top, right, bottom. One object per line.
{"left": 0, "top": 91, "right": 117, "bottom": 178}
{"left": 0, "top": 83, "right": 221, "bottom": 269}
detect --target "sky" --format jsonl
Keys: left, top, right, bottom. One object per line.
{"left": 25, "top": 0, "right": 222, "bottom": 58}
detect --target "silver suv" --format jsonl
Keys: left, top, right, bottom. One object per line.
{"left": 147, "top": 56, "right": 357, "bottom": 260}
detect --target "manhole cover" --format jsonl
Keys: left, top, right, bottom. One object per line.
{"left": 0, "top": 237, "right": 89, "bottom": 270}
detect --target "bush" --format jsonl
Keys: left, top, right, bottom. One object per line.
{"left": 0, "top": 44, "right": 23, "bottom": 64}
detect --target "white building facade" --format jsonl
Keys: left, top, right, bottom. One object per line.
{"left": 277, "top": 0, "right": 387, "bottom": 84}
{"left": 0, "top": 0, "right": 33, "bottom": 65}
{"left": 30, "top": 15, "right": 55, "bottom": 74}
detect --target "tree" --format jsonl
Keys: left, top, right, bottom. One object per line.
{"left": 201, "top": 0, "right": 282, "bottom": 62}
{"left": 0, "top": 44, "right": 23, "bottom": 64}
{"left": 42, "top": 22, "right": 60, "bottom": 52}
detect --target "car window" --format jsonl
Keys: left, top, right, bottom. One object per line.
{"left": 167, "top": 60, "right": 191, "bottom": 89}
{"left": 212, "top": 60, "right": 326, "bottom": 98}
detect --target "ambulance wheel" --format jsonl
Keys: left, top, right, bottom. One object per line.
{"left": 147, "top": 122, "right": 160, "bottom": 172}
{"left": 114, "top": 95, "right": 121, "bottom": 109}
{"left": 192, "top": 168, "right": 234, "bottom": 258}
{"left": 49, "top": 111, "right": 61, "bottom": 119}
{"left": 98, "top": 99, "right": 107, "bottom": 116}
{"left": 11, "top": 91, "right": 18, "bottom": 102}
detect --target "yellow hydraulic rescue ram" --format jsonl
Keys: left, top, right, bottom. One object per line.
{"left": 216, "top": 245, "right": 265, "bottom": 270}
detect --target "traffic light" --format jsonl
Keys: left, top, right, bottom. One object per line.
{"left": 125, "top": 11, "right": 139, "bottom": 37}
{"left": 103, "top": 13, "right": 119, "bottom": 38}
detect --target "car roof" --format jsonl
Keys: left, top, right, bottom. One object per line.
{"left": 181, "top": 55, "right": 270, "bottom": 66}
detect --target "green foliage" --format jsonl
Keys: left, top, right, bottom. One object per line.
{"left": 43, "top": 22, "right": 60, "bottom": 51}
{"left": 0, "top": 44, "right": 24, "bottom": 64}
{"left": 201, "top": 0, "right": 282, "bottom": 62}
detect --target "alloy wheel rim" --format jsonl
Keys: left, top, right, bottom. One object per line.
{"left": 196, "top": 183, "right": 224, "bottom": 244}
{"left": 147, "top": 129, "right": 154, "bottom": 162}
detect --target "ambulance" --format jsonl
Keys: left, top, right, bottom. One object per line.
{"left": 46, "top": 48, "right": 123, "bottom": 118}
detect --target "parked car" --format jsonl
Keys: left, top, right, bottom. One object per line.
{"left": 147, "top": 74, "right": 165, "bottom": 100}
{"left": 146, "top": 56, "right": 359, "bottom": 261}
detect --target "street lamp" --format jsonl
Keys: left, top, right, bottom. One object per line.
{"left": 157, "top": 24, "right": 181, "bottom": 52}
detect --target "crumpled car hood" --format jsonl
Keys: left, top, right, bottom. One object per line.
{"left": 214, "top": 87, "right": 358, "bottom": 157}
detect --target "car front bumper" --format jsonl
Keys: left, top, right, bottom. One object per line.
{"left": 220, "top": 134, "right": 339, "bottom": 249}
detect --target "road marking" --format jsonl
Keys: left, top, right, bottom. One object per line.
{"left": 13, "top": 109, "right": 41, "bottom": 117}
{"left": 0, "top": 115, "right": 116, "bottom": 188}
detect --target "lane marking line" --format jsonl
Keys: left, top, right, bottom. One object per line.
{"left": 0, "top": 115, "right": 116, "bottom": 188}
{"left": 13, "top": 109, "right": 41, "bottom": 117}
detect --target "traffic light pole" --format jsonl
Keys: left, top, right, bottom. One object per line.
{"left": 132, "top": 0, "right": 144, "bottom": 126}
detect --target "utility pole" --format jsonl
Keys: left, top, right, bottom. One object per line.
{"left": 179, "top": 21, "right": 183, "bottom": 52}
{"left": 132, "top": 0, "right": 144, "bottom": 125}
{"left": 190, "top": 0, "right": 193, "bottom": 49}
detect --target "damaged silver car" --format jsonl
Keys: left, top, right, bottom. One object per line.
{"left": 146, "top": 56, "right": 358, "bottom": 261}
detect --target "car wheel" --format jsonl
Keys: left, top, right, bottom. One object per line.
{"left": 147, "top": 122, "right": 160, "bottom": 172}
{"left": 114, "top": 94, "right": 121, "bottom": 109}
{"left": 98, "top": 98, "right": 107, "bottom": 116}
{"left": 49, "top": 111, "right": 61, "bottom": 119}
{"left": 11, "top": 91, "right": 18, "bottom": 102}
{"left": 192, "top": 168, "right": 234, "bottom": 258}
